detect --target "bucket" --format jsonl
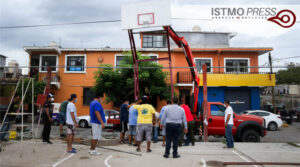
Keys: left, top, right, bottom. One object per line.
{"left": 9, "top": 130, "right": 17, "bottom": 139}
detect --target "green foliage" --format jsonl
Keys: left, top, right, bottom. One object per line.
{"left": 16, "top": 75, "right": 46, "bottom": 104}
{"left": 93, "top": 51, "right": 171, "bottom": 106}
{"left": 276, "top": 63, "right": 300, "bottom": 84}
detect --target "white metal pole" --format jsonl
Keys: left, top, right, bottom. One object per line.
{"left": 32, "top": 78, "right": 34, "bottom": 139}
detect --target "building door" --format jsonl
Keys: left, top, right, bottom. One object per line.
{"left": 179, "top": 89, "right": 191, "bottom": 106}
{"left": 224, "top": 89, "right": 251, "bottom": 113}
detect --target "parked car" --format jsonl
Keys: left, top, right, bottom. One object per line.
{"left": 261, "top": 104, "right": 294, "bottom": 124}
{"left": 77, "top": 109, "right": 119, "bottom": 128}
{"left": 243, "top": 110, "right": 283, "bottom": 131}
{"left": 293, "top": 107, "right": 300, "bottom": 122}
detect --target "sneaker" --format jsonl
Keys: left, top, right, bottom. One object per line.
{"left": 46, "top": 141, "right": 52, "bottom": 144}
{"left": 136, "top": 148, "right": 141, "bottom": 152}
{"left": 67, "top": 149, "right": 77, "bottom": 154}
{"left": 89, "top": 149, "right": 101, "bottom": 155}
{"left": 42, "top": 140, "right": 47, "bottom": 143}
{"left": 163, "top": 154, "right": 169, "bottom": 158}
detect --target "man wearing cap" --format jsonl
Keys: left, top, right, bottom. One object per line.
{"left": 134, "top": 96, "right": 156, "bottom": 152}
{"left": 42, "top": 94, "right": 53, "bottom": 144}
{"left": 66, "top": 94, "right": 79, "bottom": 153}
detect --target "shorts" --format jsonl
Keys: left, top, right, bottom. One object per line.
{"left": 67, "top": 124, "right": 76, "bottom": 135}
{"left": 121, "top": 121, "right": 128, "bottom": 133}
{"left": 129, "top": 125, "right": 137, "bottom": 136}
{"left": 136, "top": 124, "right": 152, "bottom": 142}
{"left": 59, "top": 112, "right": 66, "bottom": 125}
{"left": 162, "top": 126, "right": 166, "bottom": 136}
{"left": 91, "top": 123, "right": 102, "bottom": 140}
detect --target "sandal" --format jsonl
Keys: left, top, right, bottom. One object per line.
{"left": 147, "top": 149, "right": 152, "bottom": 153}
{"left": 136, "top": 148, "right": 141, "bottom": 152}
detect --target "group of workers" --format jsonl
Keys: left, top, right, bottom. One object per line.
{"left": 119, "top": 95, "right": 199, "bottom": 158}
{"left": 0, "top": 92, "right": 235, "bottom": 157}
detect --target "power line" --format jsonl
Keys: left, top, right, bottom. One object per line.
{"left": 2, "top": 18, "right": 299, "bottom": 29}
{"left": 0, "top": 19, "right": 121, "bottom": 29}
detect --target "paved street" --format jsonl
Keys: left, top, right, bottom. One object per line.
{"left": 1, "top": 139, "right": 300, "bottom": 167}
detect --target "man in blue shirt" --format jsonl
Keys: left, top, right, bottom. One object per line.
{"left": 89, "top": 93, "right": 106, "bottom": 155}
{"left": 159, "top": 100, "right": 172, "bottom": 146}
{"left": 128, "top": 100, "right": 139, "bottom": 146}
{"left": 119, "top": 100, "right": 129, "bottom": 144}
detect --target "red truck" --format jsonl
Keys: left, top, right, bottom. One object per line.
{"left": 199, "top": 102, "right": 267, "bottom": 142}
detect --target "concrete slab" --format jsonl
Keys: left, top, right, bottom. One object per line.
{"left": 1, "top": 140, "right": 300, "bottom": 167}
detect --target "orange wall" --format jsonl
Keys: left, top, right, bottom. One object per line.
{"left": 31, "top": 49, "right": 260, "bottom": 115}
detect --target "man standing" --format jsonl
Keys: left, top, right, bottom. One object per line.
{"left": 66, "top": 94, "right": 78, "bottom": 153}
{"left": 42, "top": 94, "right": 53, "bottom": 144}
{"left": 128, "top": 101, "right": 139, "bottom": 146}
{"left": 159, "top": 100, "right": 172, "bottom": 147}
{"left": 58, "top": 99, "right": 68, "bottom": 137}
{"left": 119, "top": 100, "right": 129, "bottom": 144}
{"left": 161, "top": 97, "right": 188, "bottom": 158}
{"left": 180, "top": 101, "right": 195, "bottom": 146}
{"left": 0, "top": 95, "right": 20, "bottom": 142}
{"left": 224, "top": 100, "right": 234, "bottom": 148}
{"left": 134, "top": 96, "right": 156, "bottom": 152}
{"left": 89, "top": 93, "right": 106, "bottom": 155}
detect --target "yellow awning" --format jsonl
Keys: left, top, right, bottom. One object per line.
{"left": 199, "top": 74, "right": 275, "bottom": 87}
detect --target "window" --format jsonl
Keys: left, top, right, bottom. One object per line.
{"left": 143, "top": 35, "right": 153, "bottom": 48}
{"left": 210, "top": 104, "right": 226, "bottom": 116}
{"left": 115, "top": 54, "right": 158, "bottom": 67}
{"left": 40, "top": 55, "right": 58, "bottom": 72}
{"left": 83, "top": 88, "right": 95, "bottom": 106}
{"left": 258, "top": 112, "right": 270, "bottom": 116}
{"left": 249, "top": 112, "right": 259, "bottom": 116}
{"left": 195, "top": 58, "right": 212, "bottom": 72}
{"left": 142, "top": 35, "right": 166, "bottom": 48}
{"left": 225, "top": 59, "right": 249, "bottom": 73}
{"left": 65, "top": 55, "right": 86, "bottom": 72}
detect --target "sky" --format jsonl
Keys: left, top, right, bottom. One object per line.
{"left": 0, "top": 0, "right": 300, "bottom": 71}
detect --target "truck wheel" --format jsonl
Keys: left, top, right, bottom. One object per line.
{"left": 268, "top": 122, "right": 278, "bottom": 131}
{"left": 241, "top": 130, "right": 260, "bottom": 142}
{"left": 79, "top": 120, "right": 88, "bottom": 128}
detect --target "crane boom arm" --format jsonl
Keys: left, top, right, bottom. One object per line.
{"left": 163, "top": 26, "right": 200, "bottom": 116}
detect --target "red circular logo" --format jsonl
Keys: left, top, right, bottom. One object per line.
{"left": 267, "top": 9, "right": 296, "bottom": 28}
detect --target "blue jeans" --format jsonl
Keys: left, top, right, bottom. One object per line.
{"left": 153, "top": 126, "right": 159, "bottom": 142}
{"left": 225, "top": 124, "right": 234, "bottom": 148}
{"left": 0, "top": 117, "right": 11, "bottom": 141}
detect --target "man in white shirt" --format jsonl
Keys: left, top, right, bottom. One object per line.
{"left": 224, "top": 100, "right": 234, "bottom": 148}
{"left": 66, "top": 94, "right": 79, "bottom": 153}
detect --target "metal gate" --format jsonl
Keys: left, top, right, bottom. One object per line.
{"left": 224, "top": 89, "right": 251, "bottom": 113}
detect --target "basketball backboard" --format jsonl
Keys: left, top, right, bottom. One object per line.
{"left": 121, "top": 0, "right": 171, "bottom": 30}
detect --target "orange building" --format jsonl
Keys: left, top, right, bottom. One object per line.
{"left": 24, "top": 30, "right": 275, "bottom": 115}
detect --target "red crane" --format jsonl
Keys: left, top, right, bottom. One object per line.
{"left": 128, "top": 26, "right": 200, "bottom": 116}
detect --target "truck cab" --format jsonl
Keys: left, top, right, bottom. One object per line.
{"left": 199, "top": 102, "right": 266, "bottom": 142}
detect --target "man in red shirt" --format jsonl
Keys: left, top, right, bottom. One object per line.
{"left": 180, "top": 101, "right": 195, "bottom": 146}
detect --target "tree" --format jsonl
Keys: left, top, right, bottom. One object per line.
{"left": 276, "top": 63, "right": 300, "bottom": 84}
{"left": 93, "top": 51, "right": 171, "bottom": 106}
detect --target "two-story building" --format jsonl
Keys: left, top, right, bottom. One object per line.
{"left": 24, "top": 29, "right": 275, "bottom": 115}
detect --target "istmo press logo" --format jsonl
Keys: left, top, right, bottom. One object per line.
{"left": 211, "top": 7, "right": 297, "bottom": 28}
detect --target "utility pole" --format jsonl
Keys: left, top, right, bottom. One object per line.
{"left": 202, "top": 64, "right": 208, "bottom": 142}
{"left": 269, "top": 53, "right": 276, "bottom": 113}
